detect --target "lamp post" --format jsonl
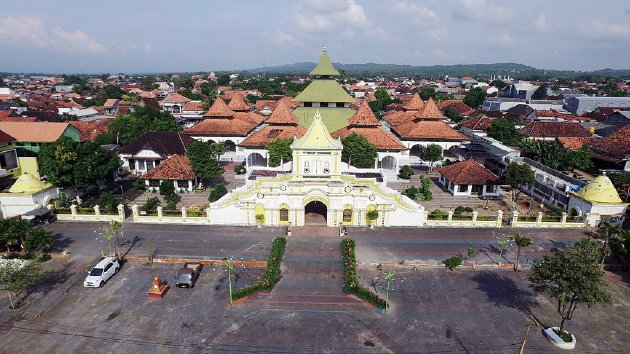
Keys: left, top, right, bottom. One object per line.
{"left": 225, "top": 259, "right": 234, "bottom": 305}
{"left": 385, "top": 271, "right": 395, "bottom": 311}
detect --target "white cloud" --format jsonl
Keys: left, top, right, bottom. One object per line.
{"left": 582, "top": 20, "right": 630, "bottom": 41}
{"left": 264, "top": 30, "right": 296, "bottom": 47}
{"left": 532, "top": 13, "right": 550, "bottom": 33}
{"left": 496, "top": 33, "right": 515, "bottom": 47}
{"left": 392, "top": 1, "right": 439, "bottom": 25}
{"left": 0, "top": 15, "right": 109, "bottom": 55}
{"left": 296, "top": 0, "right": 370, "bottom": 33}
{"left": 452, "top": 0, "right": 514, "bottom": 23}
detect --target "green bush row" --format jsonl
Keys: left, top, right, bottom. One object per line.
{"left": 232, "top": 236, "right": 287, "bottom": 300}
{"left": 341, "top": 238, "right": 386, "bottom": 310}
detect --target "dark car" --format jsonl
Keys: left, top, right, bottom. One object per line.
{"left": 21, "top": 208, "right": 57, "bottom": 226}
{"left": 175, "top": 263, "right": 202, "bottom": 288}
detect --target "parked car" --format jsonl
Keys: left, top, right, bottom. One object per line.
{"left": 21, "top": 208, "right": 56, "bottom": 226}
{"left": 175, "top": 262, "right": 202, "bottom": 288}
{"left": 84, "top": 257, "right": 120, "bottom": 288}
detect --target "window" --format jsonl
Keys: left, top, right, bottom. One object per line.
{"left": 320, "top": 102, "right": 329, "bottom": 107}
{"left": 458, "top": 184, "right": 469, "bottom": 193}
{"left": 149, "top": 179, "right": 160, "bottom": 187}
{"left": 343, "top": 209, "right": 352, "bottom": 222}
{"left": 336, "top": 102, "right": 345, "bottom": 108}
{"left": 304, "top": 102, "right": 312, "bottom": 107}
{"left": 104, "top": 263, "right": 112, "bottom": 272}
{"left": 279, "top": 208, "right": 289, "bottom": 222}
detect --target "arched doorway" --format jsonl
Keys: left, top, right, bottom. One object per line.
{"left": 304, "top": 201, "right": 327, "bottom": 225}
{"left": 247, "top": 153, "right": 266, "bottom": 167}
{"left": 410, "top": 145, "right": 423, "bottom": 158}
{"left": 380, "top": 156, "right": 397, "bottom": 171}
{"left": 224, "top": 140, "right": 236, "bottom": 152}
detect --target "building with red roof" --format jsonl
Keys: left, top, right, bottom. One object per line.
{"left": 437, "top": 159, "right": 501, "bottom": 197}
{"left": 141, "top": 154, "right": 198, "bottom": 192}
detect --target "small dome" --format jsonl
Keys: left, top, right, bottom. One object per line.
{"left": 574, "top": 174, "right": 622, "bottom": 204}
{"left": 9, "top": 172, "right": 52, "bottom": 193}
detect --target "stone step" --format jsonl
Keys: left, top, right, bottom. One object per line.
{"left": 291, "top": 226, "right": 340, "bottom": 237}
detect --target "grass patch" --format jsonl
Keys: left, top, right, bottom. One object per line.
{"left": 553, "top": 328, "right": 573, "bottom": 342}
{"left": 341, "top": 238, "right": 386, "bottom": 310}
{"left": 232, "top": 237, "right": 286, "bottom": 300}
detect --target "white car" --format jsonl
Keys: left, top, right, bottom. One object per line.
{"left": 83, "top": 257, "right": 120, "bottom": 287}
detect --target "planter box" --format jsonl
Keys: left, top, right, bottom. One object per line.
{"left": 543, "top": 327, "right": 576, "bottom": 350}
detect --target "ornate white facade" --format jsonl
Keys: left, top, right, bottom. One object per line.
{"left": 208, "top": 113, "right": 425, "bottom": 227}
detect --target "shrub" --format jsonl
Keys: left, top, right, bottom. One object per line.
{"left": 402, "top": 186, "right": 419, "bottom": 200}
{"left": 422, "top": 190, "right": 432, "bottom": 201}
{"left": 454, "top": 206, "right": 465, "bottom": 215}
{"left": 444, "top": 255, "right": 463, "bottom": 270}
{"left": 420, "top": 175, "right": 432, "bottom": 190}
{"left": 431, "top": 209, "right": 443, "bottom": 217}
{"left": 341, "top": 238, "right": 386, "bottom": 309}
{"left": 234, "top": 164, "right": 247, "bottom": 175}
{"left": 255, "top": 213, "right": 265, "bottom": 223}
{"left": 464, "top": 207, "right": 473, "bottom": 213}
{"left": 163, "top": 201, "right": 177, "bottom": 210}
{"left": 398, "top": 165, "right": 414, "bottom": 180}
{"left": 97, "top": 191, "right": 118, "bottom": 212}
{"left": 132, "top": 179, "right": 146, "bottom": 191}
{"left": 159, "top": 180, "right": 176, "bottom": 198}
{"left": 208, "top": 184, "right": 228, "bottom": 202}
{"left": 232, "top": 237, "right": 286, "bottom": 300}
{"left": 366, "top": 210, "right": 379, "bottom": 223}
{"left": 141, "top": 197, "right": 160, "bottom": 211}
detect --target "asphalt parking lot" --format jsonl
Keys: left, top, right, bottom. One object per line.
{"left": 1, "top": 258, "right": 628, "bottom": 353}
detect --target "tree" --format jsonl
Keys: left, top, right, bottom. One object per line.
{"left": 23, "top": 227, "right": 53, "bottom": 253}
{"left": 598, "top": 221, "right": 623, "bottom": 266}
{"left": 467, "top": 247, "right": 479, "bottom": 271}
{"left": 108, "top": 106, "right": 180, "bottom": 146}
{"left": 208, "top": 184, "right": 228, "bottom": 202}
{"left": 103, "top": 84, "right": 124, "bottom": 99}
{"left": 490, "top": 79, "right": 508, "bottom": 90}
{"left": 0, "top": 219, "right": 19, "bottom": 253}
{"left": 531, "top": 84, "right": 548, "bottom": 100}
{"left": 502, "top": 162, "right": 535, "bottom": 205}
{"left": 186, "top": 141, "right": 225, "bottom": 180}
{"left": 420, "top": 144, "right": 442, "bottom": 170}
{"left": 341, "top": 133, "right": 378, "bottom": 169}
{"left": 566, "top": 147, "right": 594, "bottom": 172}
{"left": 0, "top": 260, "right": 44, "bottom": 309}
{"left": 209, "top": 142, "right": 226, "bottom": 161}
{"left": 442, "top": 107, "right": 462, "bottom": 122}
{"left": 512, "top": 233, "right": 533, "bottom": 272}
{"left": 366, "top": 209, "right": 379, "bottom": 225}
{"left": 217, "top": 74, "right": 230, "bottom": 86}
{"left": 463, "top": 87, "right": 487, "bottom": 108}
{"left": 398, "top": 165, "right": 414, "bottom": 179}
{"left": 38, "top": 136, "right": 77, "bottom": 187}
{"left": 444, "top": 254, "right": 463, "bottom": 270}
{"left": 266, "top": 138, "right": 293, "bottom": 167}
{"left": 9, "top": 219, "right": 30, "bottom": 253}
{"left": 488, "top": 118, "right": 519, "bottom": 145}
{"left": 529, "top": 238, "right": 611, "bottom": 335}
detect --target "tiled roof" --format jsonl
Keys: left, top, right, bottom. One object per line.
{"left": 162, "top": 92, "right": 191, "bottom": 104}
{"left": 519, "top": 121, "right": 590, "bottom": 138}
{"left": 255, "top": 100, "right": 276, "bottom": 112}
{"left": 394, "top": 120, "right": 467, "bottom": 141}
{"left": 0, "top": 130, "right": 16, "bottom": 144}
{"left": 347, "top": 100, "right": 380, "bottom": 126}
{"left": 0, "top": 122, "right": 71, "bottom": 142}
{"left": 587, "top": 125, "right": 630, "bottom": 159}
{"left": 142, "top": 154, "right": 196, "bottom": 180}
{"left": 403, "top": 93, "right": 424, "bottom": 111}
{"left": 558, "top": 137, "right": 593, "bottom": 150}
{"left": 0, "top": 116, "right": 38, "bottom": 123}
{"left": 185, "top": 113, "right": 260, "bottom": 136}
{"left": 265, "top": 98, "right": 298, "bottom": 125}
{"left": 239, "top": 125, "right": 306, "bottom": 147}
{"left": 438, "top": 100, "right": 474, "bottom": 116}
{"left": 104, "top": 99, "right": 118, "bottom": 107}
{"left": 437, "top": 159, "right": 500, "bottom": 185}
{"left": 331, "top": 126, "right": 405, "bottom": 150}
{"left": 119, "top": 131, "right": 194, "bottom": 156}
{"left": 204, "top": 97, "right": 235, "bottom": 118}
{"left": 414, "top": 98, "right": 446, "bottom": 119}
{"left": 384, "top": 110, "right": 415, "bottom": 127}
{"left": 183, "top": 101, "right": 205, "bottom": 112}
{"left": 226, "top": 92, "right": 251, "bottom": 112}
{"left": 69, "top": 121, "right": 109, "bottom": 142}
{"left": 460, "top": 116, "right": 495, "bottom": 130}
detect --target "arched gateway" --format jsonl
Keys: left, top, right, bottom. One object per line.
{"left": 304, "top": 201, "right": 327, "bottom": 224}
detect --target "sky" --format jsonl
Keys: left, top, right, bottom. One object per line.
{"left": 1, "top": 0, "right": 630, "bottom": 73}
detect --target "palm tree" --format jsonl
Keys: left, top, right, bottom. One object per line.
{"left": 513, "top": 233, "right": 533, "bottom": 272}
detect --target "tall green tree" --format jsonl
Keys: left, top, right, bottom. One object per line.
{"left": 341, "top": 133, "right": 377, "bottom": 169}
{"left": 529, "top": 238, "right": 611, "bottom": 335}
{"left": 502, "top": 162, "right": 535, "bottom": 205}
{"left": 0, "top": 260, "right": 44, "bottom": 309}
{"left": 266, "top": 138, "right": 293, "bottom": 167}
{"left": 186, "top": 141, "right": 224, "bottom": 180}
{"left": 488, "top": 118, "right": 520, "bottom": 145}
{"left": 531, "top": 84, "right": 548, "bottom": 100}
{"left": 108, "top": 106, "right": 180, "bottom": 146}
{"left": 38, "top": 137, "right": 78, "bottom": 187}
{"left": 512, "top": 233, "right": 533, "bottom": 272}
{"left": 420, "top": 144, "right": 443, "bottom": 170}
{"left": 23, "top": 227, "right": 53, "bottom": 253}
{"left": 217, "top": 74, "right": 230, "bottom": 86}
{"left": 9, "top": 219, "right": 30, "bottom": 253}
{"left": 463, "top": 87, "right": 487, "bottom": 108}
{"left": 0, "top": 219, "right": 19, "bottom": 253}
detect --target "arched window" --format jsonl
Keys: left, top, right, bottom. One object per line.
{"left": 343, "top": 209, "right": 352, "bottom": 223}
{"left": 279, "top": 208, "right": 289, "bottom": 222}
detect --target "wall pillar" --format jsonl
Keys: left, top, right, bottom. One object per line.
{"left": 181, "top": 206, "right": 187, "bottom": 218}
{"left": 511, "top": 211, "right": 519, "bottom": 226}
{"left": 447, "top": 210, "right": 453, "bottom": 226}
{"left": 70, "top": 204, "right": 77, "bottom": 220}
{"left": 536, "top": 212, "right": 544, "bottom": 227}
{"left": 131, "top": 204, "right": 139, "bottom": 222}
{"left": 205, "top": 208, "right": 211, "bottom": 224}
{"left": 94, "top": 205, "right": 101, "bottom": 221}
{"left": 157, "top": 206, "right": 163, "bottom": 220}
{"left": 472, "top": 211, "right": 478, "bottom": 226}
{"left": 117, "top": 204, "right": 125, "bottom": 222}
{"left": 496, "top": 210, "right": 503, "bottom": 227}
{"left": 561, "top": 212, "right": 568, "bottom": 225}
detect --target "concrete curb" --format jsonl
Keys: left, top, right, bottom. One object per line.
{"left": 359, "top": 262, "right": 529, "bottom": 270}
{"left": 124, "top": 256, "right": 266, "bottom": 268}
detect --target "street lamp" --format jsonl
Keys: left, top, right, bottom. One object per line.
{"left": 384, "top": 271, "right": 395, "bottom": 311}
{"left": 225, "top": 258, "right": 234, "bottom": 304}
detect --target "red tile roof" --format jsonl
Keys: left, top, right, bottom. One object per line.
{"left": 519, "top": 121, "right": 590, "bottom": 138}
{"left": 183, "top": 101, "right": 205, "bottom": 112}
{"left": 204, "top": 97, "right": 235, "bottom": 118}
{"left": 347, "top": 100, "right": 380, "bottom": 126}
{"left": 460, "top": 115, "right": 495, "bottom": 130}
{"left": 141, "top": 154, "right": 196, "bottom": 180}
{"left": 438, "top": 100, "right": 474, "bottom": 116}
{"left": 69, "top": 121, "right": 109, "bottom": 141}
{"left": 331, "top": 126, "right": 405, "bottom": 150}
{"left": 414, "top": 98, "right": 446, "bottom": 119}
{"left": 437, "top": 159, "right": 500, "bottom": 185}
{"left": 403, "top": 93, "right": 424, "bottom": 110}
{"left": 239, "top": 125, "right": 306, "bottom": 147}
{"left": 104, "top": 99, "right": 118, "bottom": 107}
{"left": 226, "top": 92, "right": 251, "bottom": 112}
{"left": 185, "top": 112, "right": 261, "bottom": 136}
{"left": 265, "top": 98, "right": 298, "bottom": 125}
{"left": 0, "top": 130, "right": 16, "bottom": 144}
{"left": 587, "top": 125, "right": 630, "bottom": 160}
{"left": 394, "top": 120, "right": 467, "bottom": 141}
{"left": 162, "top": 92, "right": 191, "bottom": 104}
{"left": 558, "top": 137, "right": 593, "bottom": 150}
{"left": 384, "top": 98, "right": 446, "bottom": 127}
{"left": 0, "top": 116, "right": 38, "bottom": 123}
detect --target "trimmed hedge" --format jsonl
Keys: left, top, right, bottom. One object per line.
{"left": 232, "top": 236, "right": 286, "bottom": 300}
{"left": 341, "top": 238, "right": 386, "bottom": 309}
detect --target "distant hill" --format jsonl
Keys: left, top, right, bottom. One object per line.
{"left": 246, "top": 62, "right": 630, "bottom": 79}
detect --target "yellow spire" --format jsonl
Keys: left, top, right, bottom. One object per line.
{"left": 291, "top": 111, "right": 343, "bottom": 150}
{"left": 572, "top": 174, "right": 623, "bottom": 204}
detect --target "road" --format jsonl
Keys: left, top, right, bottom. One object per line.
{"left": 46, "top": 222, "right": 590, "bottom": 265}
